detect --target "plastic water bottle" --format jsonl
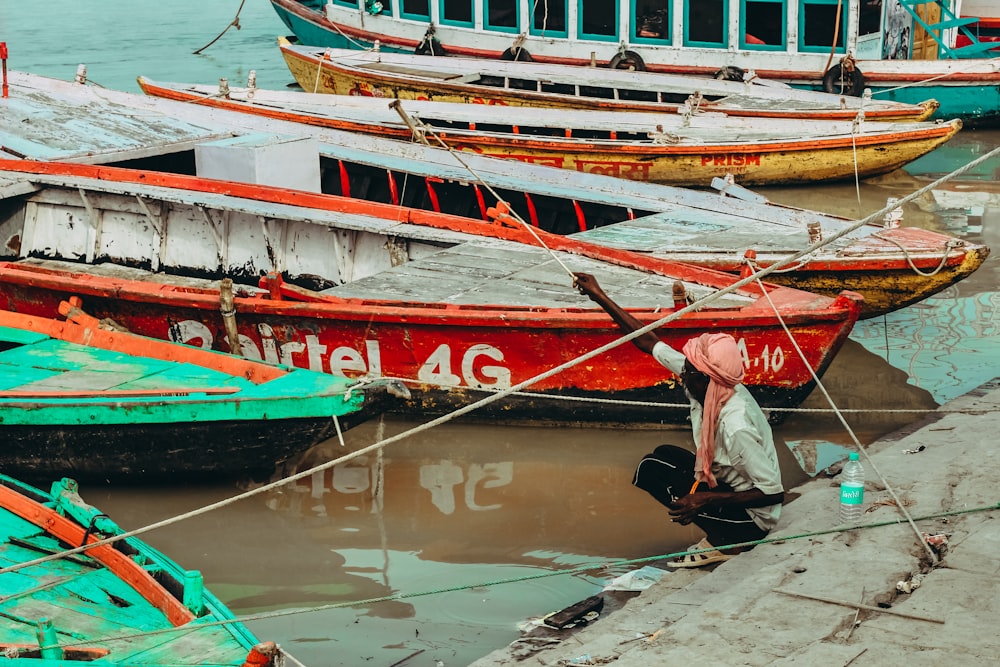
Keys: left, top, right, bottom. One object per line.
{"left": 839, "top": 452, "right": 865, "bottom": 523}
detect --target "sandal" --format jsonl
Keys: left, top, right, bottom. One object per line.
{"left": 666, "top": 538, "right": 734, "bottom": 568}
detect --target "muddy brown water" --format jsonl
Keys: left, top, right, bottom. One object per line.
{"left": 84, "top": 130, "right": 999, "bottom": 667}
{"left": 4, "top": 4, "right": 999, "bottom": 663}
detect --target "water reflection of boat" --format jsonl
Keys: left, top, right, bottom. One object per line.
{"left": 851, "top": 287, "right": 1000, "bottom": 404}
{"left": 266, "top": 425, "right": 698, "bottom": 559}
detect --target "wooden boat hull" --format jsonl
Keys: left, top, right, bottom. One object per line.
{"left": 137, "top": 78, "right": 963, "bottom": 187}
{"left": 0, "top": 161, "right": 863, "bottom": 426}
{"left": 577, "top": 223, "right": 991, "bottom": 319}
{"left": 0, "top": 260, "right": 861, "bottom": 426}
{"left": 0, "top": 308, "right": 388, "bottom": 482}
{"left": 268, "top": 0, "right": 1000, "bottom": 125}
{"left": 0, "top": 474, "right": 279, "bottom": 664}
{"left": 278, "top": 42, "right": 939, "bottom": 122}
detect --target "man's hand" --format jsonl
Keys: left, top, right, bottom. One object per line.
{"left": 667, "top": 492, "right": 714, "bottom": 525}
{"left": 573, "top": 272, "right": 602, "bottom": 299}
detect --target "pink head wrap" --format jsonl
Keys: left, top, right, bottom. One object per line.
{"left": 681, "top": 333, "right": 745, "bottom": 488}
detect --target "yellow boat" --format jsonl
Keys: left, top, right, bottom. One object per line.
{"left": 139, "top": 76, "right": 962, "bottom": 188}
{"left": 279, "top": 39, "right": 940, "bottom": 123}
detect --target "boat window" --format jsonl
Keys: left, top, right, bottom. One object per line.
{"left": 579, "top": 0, "right": 619, "bottom": 39}
{"left": 858, "top": 0, "right": 882, "bottom": 36}
{"left": 440, "top": 0, "right": 474, "bottom": 26}
{"left": 578, "top": 85, "right": 617, "bottom": 99}
{"left": 741, "top": 0, "right": 786, "bottom": 49}
{"left": 633, "top": 0, "right": 671, "bottom": 43}
{"left": 332, "top": 0, "right": 358, "bottom": 8}
{"left": 798, "top": 0, "right": 847, "bottom": 52}
{"left": 400, "top": 0, "right": 430, "bottom": 19}
{"left": 532, "top": 0, "right": 568, "bottom": 36}
{"left": 685, "top": 0, "right": 728, "bottom": 47}
{"left": 508, "top": 77, "right": 537, "bottom": 89}
{"left": 486, "top": 0, "right": 519, "bottom": 30}
{"left": 540, "top": 81, "right": 577, "bottom": 94}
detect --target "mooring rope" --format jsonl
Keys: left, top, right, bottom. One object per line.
{"left": 750, "top": 271, "right": 938, "bottom": 562}
{"left": 193, "top": 0, "right": 246, "bottom": 55}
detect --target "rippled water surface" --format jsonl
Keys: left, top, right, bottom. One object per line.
{"left": 2, "top": 3, "right": 999, "bottom": 665}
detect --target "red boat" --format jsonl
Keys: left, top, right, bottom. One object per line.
{"left": 0, "top": 160, "right": 862, "bottom": 425}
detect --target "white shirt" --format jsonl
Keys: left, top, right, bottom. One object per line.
{"left": 652, "top": 341, "right": 783, "bottom": 531}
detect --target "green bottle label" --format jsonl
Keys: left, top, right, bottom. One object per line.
{"left": 840, "top": 483, "right": 863, "bottom": 505}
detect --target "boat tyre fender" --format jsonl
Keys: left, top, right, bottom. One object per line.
{"left": 609, "top": 50, "right": 645, "bottom": 71}
{"left": 415, "top": 37, "right": 446, "bottom": 56}
{"left": 501, "top": 46, "right": 533, "bottom": 62}
{"left": 822, "top": 64, "right": 866, "bottom": 96}
{"left": 714, "top": 66, "right": 745, "bottom": 81}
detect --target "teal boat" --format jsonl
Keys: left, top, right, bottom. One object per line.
{"left": 0, "top": 474, "right": 286, "bottom": 665}
{"left": 0, "top": 306, "right": 399, "bottom": 483}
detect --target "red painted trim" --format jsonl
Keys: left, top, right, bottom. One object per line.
{"left": 337, "top": 159, "right": 351, "bottom": 198}
{"left": 473, "top": 184, "right": 488, "bottom": 220}
{"left": 523, "top": 192, "right": 539, "bottom": 227}
{"left": 425, "top": 177, "right": 441, "bottom": 212}
{"left": 387, "top": 170, "right": 399, "bottom": 206}
{"left": 572, "top": 200, "right": 587, "bottom": 232}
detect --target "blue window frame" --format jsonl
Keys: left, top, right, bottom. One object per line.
{"left": 399, "top": 0, "right": 429, "bottom": 20}
{"left": 531, "top": 0, "right": 568, "bottom": 37}
{"left": 632, "top": 0, "right": 671, "bottom": 44}
{"left": 439, "top": 0, "right": 474, "bottom": 27}
{"left": 579, "top": 0, "right": 619, "bottom": 41}
{"left": 685, "top": 0, "right": 728, "bottom": 47}
{"left": 485, "top": 0, "right": 520, "bottom": 32}
{"left": 331, "top": 0, "right": 359, "bottom": 8}
{"left": 741, "top": 0, "right": 786, "bottom": 49}
{"left": 798, "top": 0, "right": 847, "bottom": 52}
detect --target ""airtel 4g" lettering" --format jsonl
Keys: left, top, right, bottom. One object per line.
{"left": 170, "top": 320, "right": 785, "bottom": 388}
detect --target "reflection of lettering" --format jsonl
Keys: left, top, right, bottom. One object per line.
{"left": 420, "top": 461, "right": 464, "bottom": 514}
{"left": 333, "top": 463, "right": 371, "bottom": 494}
{"left": 465, "top": 462, "right": 513, "bottom": 511}
{"left": 574, "top": 160, "right": 652, "bottom": 181}
{"left": 419, "top": 461, "right": 514, "bottom": 514}
{"left": 699, "top": 154, "right": 761, "bottom": 167}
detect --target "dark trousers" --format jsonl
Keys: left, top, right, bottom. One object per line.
{"left": 632, "top": 444, "right": 768, "bottom": 549}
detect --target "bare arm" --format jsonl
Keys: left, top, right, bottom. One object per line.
{"left": 667, "top": 488, "right": 785, "bottom": 525}
{"left": 573, "top": 272, "right": 661, "bottom": 354}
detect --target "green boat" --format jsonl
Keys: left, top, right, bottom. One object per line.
{"left": 0, "top": 473, "right": 287, "bottom": 665}
{"left": 0, "top": 306, "right": 400, "bottom": 483}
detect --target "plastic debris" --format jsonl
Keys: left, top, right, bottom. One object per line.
{"left": 922, "top": 532, "right": 950, "bottom": 554}
{"left": 902, "top": 446, "right": 926, "bottom": 454}
{"left": 896, "top": 572, "right": 926, "bottom": 594}
{"left": 602, "top": 565, "right": 665, "bottom": 592}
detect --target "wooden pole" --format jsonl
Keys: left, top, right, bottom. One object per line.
{"left": 220, "top": 278, "right": 242, "bottom": 357}
{"left": 773, "top": 589, "right": 944, "bottom": 624}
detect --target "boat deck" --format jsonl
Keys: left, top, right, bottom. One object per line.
{"left": 323, "top": 238, "right": 746, "bottom": 309}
